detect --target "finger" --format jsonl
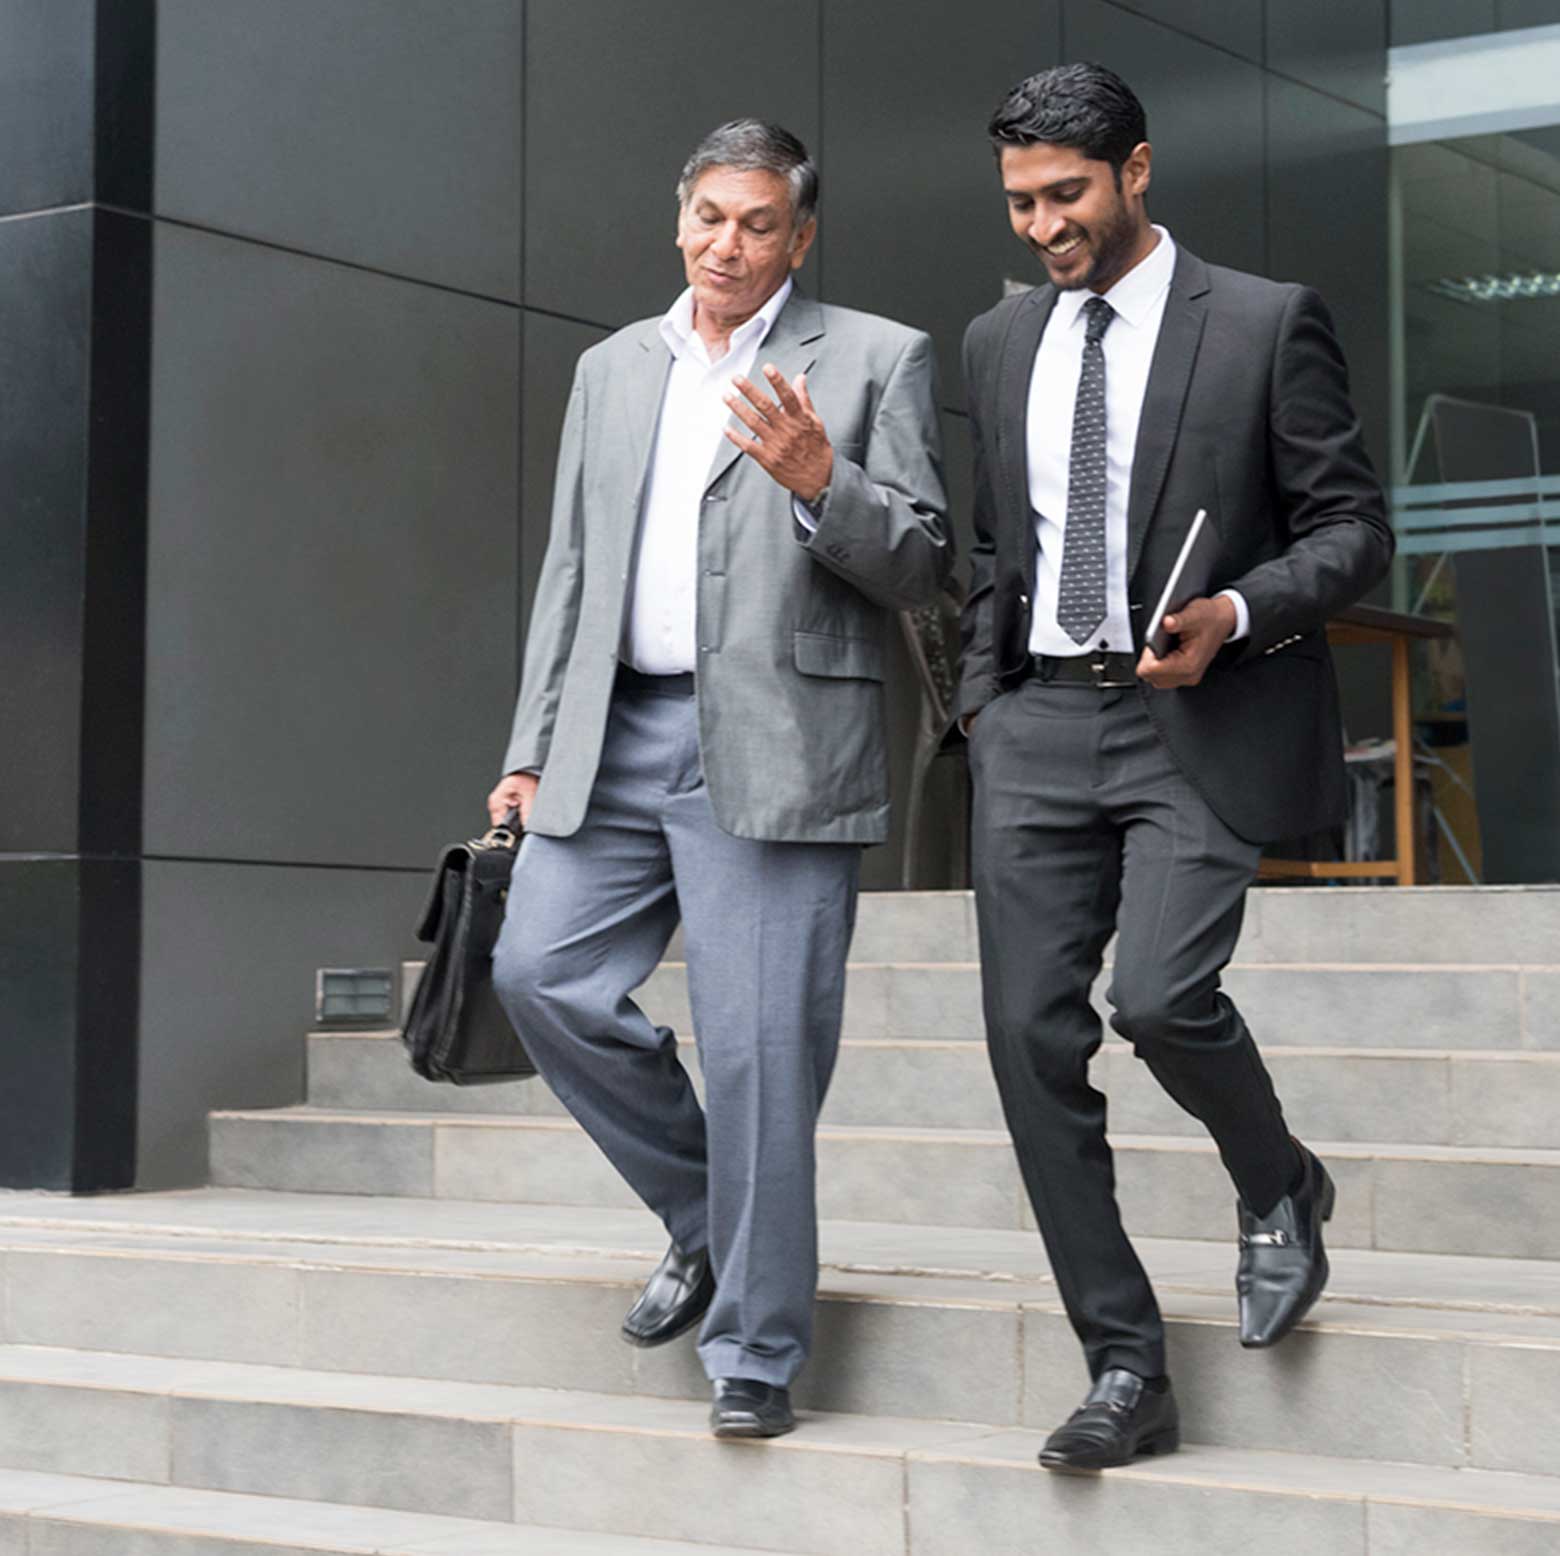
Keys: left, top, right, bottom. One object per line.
{"left": 793, "top": 372, "right": 816, "bottom": 415}
{"left": 723, "top": 392, "right": 769, "bottom": 435}
{"left": 762, "top": 363, "right": 803, "bottom": 415}
{"left": 729, "top": 375, "right": 778, "bottom": 421}
{"left": 723, "top": 425, "right": 767, "bottom": 460}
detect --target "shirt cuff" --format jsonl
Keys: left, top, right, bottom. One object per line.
{"left": 1217, "top": 588, "right": 1250, "bottom": 641}
{"left": 791, "top": 496, "right": 818, "bottom": 534}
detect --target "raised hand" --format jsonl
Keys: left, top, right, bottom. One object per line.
{"left": 723, "top": 363, "right": 834, "bottom": 504}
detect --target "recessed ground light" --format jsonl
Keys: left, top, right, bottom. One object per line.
{"left": 315, "top": 967, "right": 397, "bottom": 1028}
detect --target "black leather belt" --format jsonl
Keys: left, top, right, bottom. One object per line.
{"left": 1029, "top": 651, "right": 1139, "bottom": 689}
{"left": 616, "top": 664, "right": 695, "bottom": 697}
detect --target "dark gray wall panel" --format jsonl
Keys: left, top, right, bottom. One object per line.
{"left": 525, "top": 0, "right": 821, "bottom": 326}
{"left": 0, "top": 0, "right": 93, "bottom": 217}
{"left": 1499, "top": 1, "right": 1560, "bottom": 29}
{"left": 138, "top": 860, "right": 427, "bottom": 1187}
{"left": 519, "top": 310, "right": 612, "bottom": 654}
{"left": 1065, "top": 0, "right": 1267, "bottom": 277}
{"left": 1389, "top": 1, "right": 1493, "bottom": 45}
{"left": 156, "top": 0, "right": 521, "bottom": 299}
{"left": 1080, "top": 0, "right": 1261, "bottom": 60}
{"left": 145, "top": 226, "right": 520, "bottom": 869}
{"left": 0, "top": 209, "right": 92, "bottom": 853}
{"left": 822, "top": 0, "right": 1061, "bottom": 410}
{"left": 0, "top": 862, "right": 80, "bottom": 1188}
{"left": 1266, "top": 78, "right": 1391, "bottom": 476}
{"left": 1267, "top": 0, "right": 1386, "bottom": 116}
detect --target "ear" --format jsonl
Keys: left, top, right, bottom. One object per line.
{"left": 788, "top": 215, "right": 818, "bottom": 271}
{"left": 1123, "top": 141, "right": 1152, "bottom": 199}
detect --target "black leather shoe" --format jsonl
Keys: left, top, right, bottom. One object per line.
{"left": 710, "top": 1377, "right": 795, "bottom": 1439}
{"left": 1038, "top": 1369, "right": 1179, "bottom": 1471}
{"left": 620, "top": 1242, "right": 714, "bottom": 1348}
{"left": 1237, "top": 1142, "right": 1336, "bottom": 1348}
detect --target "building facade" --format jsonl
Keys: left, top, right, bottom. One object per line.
{"left": 2, "top": 2, "right": 1551, "bottom": 1192}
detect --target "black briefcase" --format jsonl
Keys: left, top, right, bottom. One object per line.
{"left": 402, "top": 813, "right": 537, "bottom": 1085}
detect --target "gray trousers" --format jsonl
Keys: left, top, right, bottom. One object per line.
{"left": 969, "top": 676, "right": 1296, "bottom": 1382}
{"left": 492, "top": 677, "right": 860, "bottom": 1387}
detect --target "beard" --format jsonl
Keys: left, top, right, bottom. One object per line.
{"left": 1034, "top": 193, "right": 1139, "bottom": 292}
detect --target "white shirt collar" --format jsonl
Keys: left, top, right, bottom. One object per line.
{"left": 1052, "top": 225, "right": 1176, "bottom": 334}
{"left": 659, "top": 276, "right": 794, "bottom": 364}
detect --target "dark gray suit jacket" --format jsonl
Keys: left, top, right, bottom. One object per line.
{"left": 956, "top": 246, "right": 1394, "bottom": 843}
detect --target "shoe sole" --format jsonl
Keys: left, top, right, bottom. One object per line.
{"left": 1038, "top": 1425, "right": 1180, "bottom": 1473}
{"left": 711, "top": 1415, "right": 797, "bottom": 1440}
{"left": 1239, "top": 1166, "right": 1336, "bottom": 1350}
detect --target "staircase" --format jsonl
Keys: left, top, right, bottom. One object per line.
{"left": 1, "top": 886, "right": 1558, "bottom": 1554}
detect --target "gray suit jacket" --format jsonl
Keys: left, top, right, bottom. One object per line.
{"left": 503, "top": 290, "right": 952, "bottom": 844}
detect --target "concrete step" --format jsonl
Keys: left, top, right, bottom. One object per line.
{"left": 208, "top": 1106, "right": 1560, "bottom": 1260}
{"left": 0, "top": 1347, "right": 1555, "bottom": 1556}
{"left": 309, "top": 1027, "right": 1560, "bottom": 1148}
{"left": 0, "top": 1192, "right": 1556, "bottom": 1471}
{"left": 793, "top": 885, "right": 1560, "bottom": 968}
{"left": 630, "top": 958, "right": 1560, "bottom": 1050}
{"left": 0, "top": 1468, "right": 786, "bottom": 1555}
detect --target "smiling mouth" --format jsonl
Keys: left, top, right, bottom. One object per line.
{"left": 1044, "top": 233, "right": 1085, "bottom": 260}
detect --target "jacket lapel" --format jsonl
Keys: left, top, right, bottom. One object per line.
{"left": 625, "top": 320, "right": 674, "bottom": 506}
{"left": 1125, "top": 249, "right": 1210, "bottom": 577}
{"left": 701, "top": 288, "right": 825, "bottom": 495}
{"left": 994, "top": 286, "right": 1055, "bottom": 547}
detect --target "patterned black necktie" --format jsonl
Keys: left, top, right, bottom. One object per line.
{"left": 1056, "top": 295, "right": 1115, "bottom": 645}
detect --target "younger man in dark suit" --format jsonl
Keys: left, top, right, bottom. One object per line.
{"left": 956, "top": 63, "right": 1393, "bottom": 1470}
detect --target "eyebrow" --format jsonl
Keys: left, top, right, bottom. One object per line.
{"left": 695, "top": 201, "right": 783, "bottom": 220}
{"left": 1005, "top": 176, "right": 1089, "bottom": 199}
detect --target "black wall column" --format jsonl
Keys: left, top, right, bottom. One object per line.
{"left": 0, "top": 1, "right": 153, "bottom": 1190}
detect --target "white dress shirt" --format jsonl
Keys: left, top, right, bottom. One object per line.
{"left": 1026, "top": 226, "right": 1246, "bottom": 656}
{"left": 624, "top": 279, "right": 794, "bottom": 675}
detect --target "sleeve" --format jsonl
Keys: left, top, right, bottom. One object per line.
{"left": 793, "top": 330, "right": 953, "bottom": 610}
{"left": 499, "top": 362, "right": 589, "bottom": 776}
{"left": 1222, "top": 286, "right": 1395, "bottom": 659}
{"left": 954, "top": 318, "right": 1002, "bottom": 724}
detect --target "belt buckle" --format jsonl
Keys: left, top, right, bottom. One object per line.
{"left": 1090, "top": 653, "right": 1133, "bottom": 689}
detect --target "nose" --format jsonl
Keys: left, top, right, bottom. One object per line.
{"left": 711, "top": 219, "right": 741, "bottom": 260}
{"left": 1030, "top": 206, "right": 1067, "bottom": 248}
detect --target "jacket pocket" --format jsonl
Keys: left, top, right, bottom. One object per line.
{"left": 793, "top": 630, "right": 884, "bottom": 681}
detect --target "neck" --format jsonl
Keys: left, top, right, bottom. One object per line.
{"left": 1090, "top": 222, "right": 1160, "bottom": 295}
{"left": 692, "top": 302, "right": 743, "bottom": 359}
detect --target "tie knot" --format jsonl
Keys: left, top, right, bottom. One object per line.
{"left": 1083, "top": 296, "right": 1114, "bottom": 344}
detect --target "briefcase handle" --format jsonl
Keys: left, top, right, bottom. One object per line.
{"left": 476, "top": 807, "right": 522, "bottom": 851}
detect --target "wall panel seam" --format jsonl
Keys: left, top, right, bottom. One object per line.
{"left": 105, "top": 208, "right": 523, "bottom": 309}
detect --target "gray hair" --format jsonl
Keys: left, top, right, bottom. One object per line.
{"left": 675, "top": 119, "right": 818, "bottom": 226}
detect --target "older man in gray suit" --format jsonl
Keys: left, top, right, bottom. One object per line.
{"left": 489, "top": 120, "right": 950, "bottom": 1439}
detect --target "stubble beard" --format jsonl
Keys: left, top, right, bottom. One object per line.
{"left": 1041, "top": 196, "right": 1139, "bottom": 293}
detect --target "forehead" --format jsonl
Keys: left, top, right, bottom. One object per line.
{"left": 999, "top": 142, "right": 1108, "bottom": 191}
{"left": 684, "top": 165, "right": 793, "bottom": 214}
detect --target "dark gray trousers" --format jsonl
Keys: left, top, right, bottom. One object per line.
{"left": 492, "top": 679, "right": 860, "bottom": 1387}
{"left": 969, "top": 676, "right": 1296, "bottom": 1381}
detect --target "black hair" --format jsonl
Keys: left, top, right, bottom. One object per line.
{"left": 987, "top": 63, "right": 1147, "bottom": 176}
